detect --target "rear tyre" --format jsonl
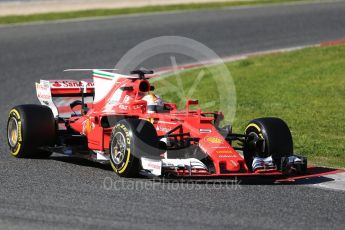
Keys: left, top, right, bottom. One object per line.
{"left": 7, "top": 105, "right": 56, "bottom": 158}
{"left": 243, "top": 117, "right": 293, "bottom": 171}
{"left": 109, "top": 118, "right": 161, "bottom": 177}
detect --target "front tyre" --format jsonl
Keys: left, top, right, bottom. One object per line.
{"left": 7, "top": 105, "right": 56, "bottom": 158}
{"left": 243, "top": 117, "right": 293, "bottom": 171}
{"left": 109, "top": 118, "right": 160, "bottom": 177}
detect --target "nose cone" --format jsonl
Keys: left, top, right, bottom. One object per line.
{"left": 199, "top": 133, "right": 245, "bottom": 173}
{"left": 226, "top": 160, "right": 241, "bottom": 172}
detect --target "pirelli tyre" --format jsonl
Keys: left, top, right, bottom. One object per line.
{"left": 109, "top": 118, "right": 161, "bottom": 177}
{"left": 243, "top": 117, "right": 293, "bottom": 171}
{"left": 7, "top": 104, "right": 56, "bottom": 158}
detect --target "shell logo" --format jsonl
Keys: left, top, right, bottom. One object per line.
{"left": 205, "top": 136, "right": 223, "bottom": 144}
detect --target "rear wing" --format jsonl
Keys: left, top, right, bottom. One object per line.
{"left": 35, "top": 79, "right": 94, "bottom": 117}
{"left": 35, "top": 69, "right": 149, "bottom": 117}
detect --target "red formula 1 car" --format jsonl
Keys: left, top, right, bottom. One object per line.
{"left": 7, "top": 69, "right": 307, "bottom": 178}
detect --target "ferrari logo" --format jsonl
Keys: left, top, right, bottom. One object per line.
{"left": 82, "top": 119, "right": 94, "bottom": 135}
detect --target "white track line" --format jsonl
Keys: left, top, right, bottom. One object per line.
{"left": 154, "top": 44, "right": 320, "bottom": 75}
{"left": 308, "top": 172, "right": 345, "bottom": 191}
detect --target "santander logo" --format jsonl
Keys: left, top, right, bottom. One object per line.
{"left": 52, "top": 81, "right": 62, "bottom": 87}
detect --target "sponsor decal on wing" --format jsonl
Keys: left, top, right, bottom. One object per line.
{"left": 205, "top": 136, "right": 223, "bottom": 144}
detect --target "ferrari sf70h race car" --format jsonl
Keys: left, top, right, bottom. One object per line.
{"left": 7, "top": 69, "right": 307, "bottom": 178}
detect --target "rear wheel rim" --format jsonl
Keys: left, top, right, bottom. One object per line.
{"left": 112, "top": 132, "right": 127, "bottom": 165}
{"left": 8, "top": 117, "right": 19, "bottom": 148}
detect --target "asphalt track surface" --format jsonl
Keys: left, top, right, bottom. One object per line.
{"left": 1, "top": 1, "right": 345, "bottom": 229}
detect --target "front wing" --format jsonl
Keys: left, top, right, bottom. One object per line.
{"left": 140, "top": 155, "right": 307, "bottom": 178}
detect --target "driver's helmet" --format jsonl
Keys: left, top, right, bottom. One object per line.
{"left": 142, "top": 93, "right": 164, "bottom": 113}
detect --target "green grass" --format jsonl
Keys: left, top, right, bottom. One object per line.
{"left": 0, "top": 0, "right": 312, "bottom": 24}
{"left": 153, "top": 44, "right": 345, "bottom": 169}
